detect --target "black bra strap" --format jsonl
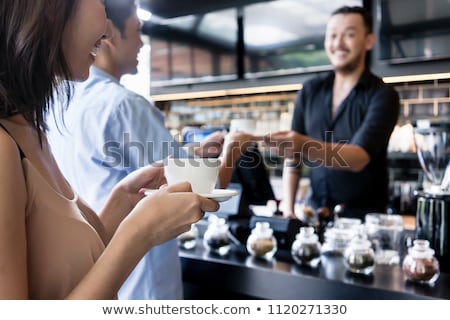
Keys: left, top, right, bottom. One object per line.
{"left": 0, "top": 122, "right": 26, "bottom": 159}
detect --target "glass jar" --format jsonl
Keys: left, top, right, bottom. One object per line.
{"left": 334, "top": 217, "right": 362, "bottom": 230}
{"left": 343, "top": 232, "right": 375, "bottom": 275}
{"left": 178, "top": 224, "right": 198, "bottom": 250}
{"left": 203, "top": 216, "right": 231, "bottom": 256}
{"left": 321, "top": 227, "right": 355, "bottom": 256}
{"left": 246, "top": 222, "right": 277, "bottom": 260}
{"left": 402, "top": 239, "right": 440, "bottom": 284}
{"left": 365, "top": 213, "right": 404, "bottom": 265}
{"left": 291, "top": 226, "right": 321, "bottom": 267}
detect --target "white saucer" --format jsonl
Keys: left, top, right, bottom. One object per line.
{"left": 144, "top": 189, "right": 158, "bottom": 196}
{"left": 200, "top": 189, "right": 239, "bottom": 202}
{"left": 144, "top": 188, "right": 238, "bottom": 202}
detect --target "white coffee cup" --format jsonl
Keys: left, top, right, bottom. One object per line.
{"left": 164, "top": 158, "right": 221, "bottom": 194}
{"left": 229, "top": 119, "right": 256, "bottom": 134}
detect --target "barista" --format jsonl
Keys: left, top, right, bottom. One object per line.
{"left": 264, "top": 6, "right": 400, "bottom": 220}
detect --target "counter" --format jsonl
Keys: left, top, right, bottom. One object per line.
{"left": 180, "top": 240, "right": 450, "bottom": 300}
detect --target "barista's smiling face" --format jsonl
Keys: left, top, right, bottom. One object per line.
{"left": 324, "top": 12, "right": 374, "bottom": 73}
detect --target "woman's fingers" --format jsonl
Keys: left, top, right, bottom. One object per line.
{"left": 162, "top": 181, "right": 193, "bottom": 193}
{"left": 161, "top": 182, "right": 219, "bottom": 212}
{"left": 158, "top": 182, "right": 220, "bottom": 215}
{"left": 199, "top": 196, "right": 220, "bottom": 213}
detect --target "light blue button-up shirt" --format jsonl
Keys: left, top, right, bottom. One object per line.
{"left": 47, "top": 66, "right": 184, "bottom": 299}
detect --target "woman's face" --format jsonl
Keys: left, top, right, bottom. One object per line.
{"left": 62, "top": 0, "right": 110, "bottom": 81}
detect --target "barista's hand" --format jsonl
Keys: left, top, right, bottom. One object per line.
{"left": 195, "top": 131, "right": 226, "bottom": 158}
{"left": 223, "top": 131, "right": 258, "bottom": 159}
{"left": 263, "top": 131, "right": 305, "bottom": 159}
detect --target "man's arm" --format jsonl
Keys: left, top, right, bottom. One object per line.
{"left": 282, "top": 158, "right": 302, "bottom": 219}
{"left": 265, "top": 131, "right": 370, "bottom": 172}
{"left": 193, "top": 131, "right": 226, "bottom": 158}
{"left": 217, "top": 132, "right": 256, "bottom": 188}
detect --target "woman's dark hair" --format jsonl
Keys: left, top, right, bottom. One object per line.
{"left": 0, "top": 0, "right": 77, "bottom": 134}
{"left": 332, "top": 6, "right": 373, "bottom": 34}
{"left": 105, "top": 0, "right": 136, "bottom": 37}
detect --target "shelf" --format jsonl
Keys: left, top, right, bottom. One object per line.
{"left": 151, "top": 83, "right": 302, "bottom": 102}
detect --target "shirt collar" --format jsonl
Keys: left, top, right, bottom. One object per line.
{"left": 356, "top": 69, "right": 373, "bottom": 89}
{"left": 89, "top": 66, "right": 120, "bottom": 84}
{"left": 326, "top": 68, "right": 373, "bottom": 89}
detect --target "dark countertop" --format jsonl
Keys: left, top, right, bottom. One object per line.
{"left": 180, "top": 240, "right": 450, "bottom": 300}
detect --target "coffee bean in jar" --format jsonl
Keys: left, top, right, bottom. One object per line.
{"left": 344, "top": 250, "right": 375, "bottom": 274}
{"left": 291, "top": 227, "right": 321, "bottom": 267}
{"left": 246, "top": 222, "right": 277, "bottom": 260}
{"left": 343, "top": 231, "right": 375, "bottom": 275}
{"left": 203, "top": 216, "right": 231, "bottom": 256}
{"left": 249, "top": 238, "right": 276, "bottom": 256}
{"left": 206, "top": 237, "right": 230, "bottom": 250}
{"left": 402, "top": 239, "right": 440, "bottom": 284}
{"left": 178, "top": 224, "right": 198, "bottom": 250}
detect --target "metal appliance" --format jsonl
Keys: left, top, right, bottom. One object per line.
{"left": 414, "top": 121, "right": 450, "bottom": 273}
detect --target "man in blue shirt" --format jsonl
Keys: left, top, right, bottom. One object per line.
{"left": 265, "top": 6, "right": 400, "bottom": 220}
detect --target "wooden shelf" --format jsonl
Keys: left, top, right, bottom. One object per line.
{"left": 182, "top": 93, "right": 297, "bottom": 107}
{"left": 151, "top": 83, "right": 302, "bottom": 102}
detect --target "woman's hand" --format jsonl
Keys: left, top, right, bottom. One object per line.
{"left": 99, "top": 164, "right": 166, "bottom": 241}
{"left": 116, "top": 163, "right": 166, "bottom": 208}
{"left": 117, "top": 182, "right": 220, "bottom": 250}
{"left": 72, "top": 182, "right": 219, "bottom": 299}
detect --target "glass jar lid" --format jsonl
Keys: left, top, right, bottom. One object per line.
{"left": 334, "top": 217, "right": 362, "bottom": 230}
{"left": 251, "top": 221, "right": 274, "bottom": 238}
{"left": 295, "top": 226, "right": 319, "bottom": 243}
{"left": 365, "top": 213, "right": 404, "bottom": 229}
{"left": 207, "top": 214, "right": 228, "bottom": 232}
{"left": 348, "top": 233, "right": 372, "bottom": 251}
{"left": 324, "top": 227, "right": 356, "bottom": 242}
{"left": 408, "top": 239, "right": 435, "bottom": 259}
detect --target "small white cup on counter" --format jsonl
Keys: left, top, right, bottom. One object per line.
{"left": 164, "top": 158, "right": 221, "bottom": 194}
{"left": 229, "top": 119, "right": 256, "bottom": 134}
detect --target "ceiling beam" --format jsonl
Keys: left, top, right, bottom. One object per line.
{"left": 140, "top": 0, "right": 272, "bottom": 18}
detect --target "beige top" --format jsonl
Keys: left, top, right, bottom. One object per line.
{"left": 23, "top": 158, "right": 105, "bottom": 299}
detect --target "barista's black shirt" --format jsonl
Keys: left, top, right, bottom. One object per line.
{"left": 291, "top": 69, "right": 400, "bottom": 218}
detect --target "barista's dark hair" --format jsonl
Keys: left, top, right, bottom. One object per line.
{"left": 0, "top": 0, "right": 76, "bottom": 135}
{"left": 105, "top": 0, "right": 136, "bottom": 37}
{"left": 332, "top": 6, "right": 373, "bottom": 34}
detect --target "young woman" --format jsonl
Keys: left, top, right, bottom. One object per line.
{"left": 0, "top": 0, "right": 219, "bottom": 299}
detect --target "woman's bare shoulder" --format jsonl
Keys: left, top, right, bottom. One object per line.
{"left": 0, "top": 128, "right": 24, "bottom": 166}
{"left": 0, "top": 126, "right": 28, "bottom": 299}
{"left": 0, "top": 128, "right": 27, "bottom": 197}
